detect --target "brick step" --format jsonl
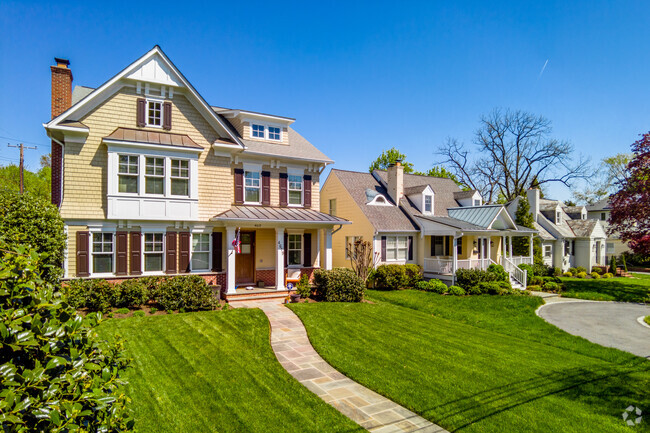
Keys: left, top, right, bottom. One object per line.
{"left": 227, "top": 291, "right": 292, "bottom": 302}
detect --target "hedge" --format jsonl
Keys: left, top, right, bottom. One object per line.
{"left": 372, "top": 264, "right": 422, "bottom": 290}
{"left": 313, "top": 268, "right": 365, "bottom": 302}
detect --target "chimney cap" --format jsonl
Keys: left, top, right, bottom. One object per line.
{"left": 54, "top": 57, "right": 70, "bottom": 68}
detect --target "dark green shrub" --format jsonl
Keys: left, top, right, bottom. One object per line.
{"left": 116, "top": 278, "right": 148, "bottom": 308}
{"left": 610, "top": 256, "right": 617, "bottom": 272}
{"left": 138, "top": 276, "right": 169, "bottom": 301}
{"left": 404, "top": 264, "right": 423, "bottom": 288}
{"left": 133, "top": 310, "right": 146, "bottom": 318}
{"left": 85, "top": 279, "right": 117, "bottom": 313}
{"left": 155, "top": 275, "right": 216, "bottom": 311}
{"left": 552, "top": 267, "right": 562, "bottom": 277}
{"left": 591, "top": 267, "right": 604, "bottom": 274}
{"left": 150, "top": 307, "right": 158, "bottom": 314}
{"left": 530, "top": 276, "right": 544, "bottom": 286}
{"left": 478, "top": 281, "right": 507, "bottom": 295}
{"left": 0, "top": 190, "right": 66, "bottom": 284}
{"left": 372, "top": 264, "right": 421, "bottom": 289}
{"left": 568, "top": 267, "right": 577, "bottom": 275}
{"left": 532, "top": 263, "right": 552, "bottom": 277}
{"left": 116, "top": 307, "right": 130, "bottom": 314}
{"left": 487, "top": 264, "right": 508, "bottom": 282}
{"left": 542, "top": 276, "right": 561, "bottom": 284}
{"left": 576, "top": 266, "right": 587, "bottom": 274}
{"left": 416, "top": 279, "right": 447, "bottom": 294}
{"left": 448, "top": 285, "right": 466, "bottom": 296}
{"left": 63, "top": 278, "right": 92, "bottom": 309}
{"left": 454, "top": 268, "right": 499, "bottom": 291}
{"left": 518, "top": 264, "right": 534, "bottom": 285}
{"left": 0, "top": 244, "right": 133, "bottom": 431}
{"left": 313, "top": 268, "right": 365, "bottom": 302}
{"left": 296, "top": 273, "right": 311, "bottom": 298}
{"left": 467, "top": 284, "right": 485, "bottom": 295}
{"left": 543, "top": 281, "right": 560, "bottom": 292}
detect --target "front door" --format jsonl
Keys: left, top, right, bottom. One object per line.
{"left": 235, "top": 231, "right": 255, "bottom": 285}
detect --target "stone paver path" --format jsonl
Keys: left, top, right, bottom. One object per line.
{"left": 232, "top": 299, "right": 447, "bottom": 432}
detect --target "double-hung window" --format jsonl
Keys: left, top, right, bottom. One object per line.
{"left": 386, "top": 236, "right": 408, "bottom": 261}
{"left": 147, "top": 99, "right": 163, "bottom": 127}
{"left": 252, "top": 124, "right": 265, "bottom": 138}
{"left": 288, "top": 234, "right": 302, "bottom": 266}
{"left": 92, "top": 233, "right": 113, "bottom": 274}
{"left": 118, "top": 155, "right": 139, "bottom": 193}
{"left": 288, "top": 175, "right": 303, "bottom": 205}
{"left": 564, "top": 241, "right": 571, "bottom": 256}
{"left": 191, "top": 233, "right": 210, "bottom": 270}
{"left": 144, "top": 233, "right": 164, "bottom": 272}
{"left": 424, "top": 195, "right": 432, "bottom": 213}
{"left": 474, "top": 199, "right": 481, "bottom": 206}
{"left": 171, "top": 159, "right": 189, "bottom": 196}
{"left": 268, "top": 126, "right": 281, "bottom": 140}
{"left": 432, "top": 236, "right": 445, "bottom": 256}
{"left": 145, "top": 157, "right": 165, "bottom": 194}
{"left": 544, "top": 245, "right": 552, "bottom": 258}
{"left": 245, "top": 171, "right": 261, "bottom": 203}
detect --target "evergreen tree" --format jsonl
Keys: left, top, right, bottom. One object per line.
{"left": 512, "top": 196, "right": 542, "bottom": 263}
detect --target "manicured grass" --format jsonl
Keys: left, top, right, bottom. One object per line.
{"left": 98, "top": 310, "right": 362, "bottom": 433}
{"left": 645, "top": 316, "right": 650, "bottom": 326}
{"left": 560, "top": 274, "right": 650, "bottom": 303}
{"left": 289, "top": 291, "right": 650, "bottom": 433}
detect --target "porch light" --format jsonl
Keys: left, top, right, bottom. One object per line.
{"left": 473, "top": 240, "right": 477, "bottom": 247}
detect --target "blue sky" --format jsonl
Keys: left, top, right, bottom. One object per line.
{"left": 1, "top": 0, "right": 648, "bottom": 200}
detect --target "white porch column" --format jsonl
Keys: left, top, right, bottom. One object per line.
{"left": 325, "top": 228, "right": 333, "bottom": 270}
{"left": 486, "top": 237, "right": 491, "bottom": 263}
{"left": 502, "top": 235, "right": 506, "bottom": 264}
{"left": 452, "top": 236, "right": 458, "bottom": 283}
{"left": 315, "top": 229, "right": 321, "bottom": 269}
{"left": 508, "top": 235, "right": 513, "bottom": 258}
{"left": 226, "top": 227, "right": 236, "bottom": 294}
{"left": 275, "top": 227, "right": 286, "bottom": 291}
{"left": 529, "top": 233, "right": 534, "bottom": 261}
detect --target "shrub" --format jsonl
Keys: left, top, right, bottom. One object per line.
{"left": 466, "top": 284, "right": 484, "bottom": 295}
{"left": 610, "top": 255, "right": 618, "bottom": 272}
{"left": 454, "top": 268, "right": 499, "bottom": 291}
{"left": 296, "top": 273, "right": 311, "bottom": 298}
{"left": 83, "top": 279, "right": 117, "bottom": 313}
{"left": 372, "top": 264, "right": 407, "bottom": 290}
{"left": 526, "top": 285, "right": 542, "bottom": 291}
{"left": 552, "top": 267, "right": 562, "bottom": 277}
{"left": 487, "top": 264, "right": 508, "bottom": 282}
{"left": 0, "top": 244, "right": 133, "bottom": 431}
{"left": 416, "top": 280, "right": 447, "bottom": 294}
{"left": 590, "top": 272, "right": 601, "bottom": 279}
{"left": 150, "top": 307, "right": 158, "bottom": 314}
{"left": 116, "top": 307, "right": 130, "bottom": 314}
{"left": 63, "top": 278, "right": 92, "bottom": 309}
{"left": 529, "top": 276, "right": 543, "bottom": 286}
{"left": 576, "top": 272, "right": 588, "bottom": 279}
{"left": 532, "top": 263, "right": 551, "bottom": 277}
{"left": 478, "top": 281, "right": 505, "bottom": 295}
{"left": 543, "top": 281, "right": 560, "bottom": 292}
{"left": 313, "top": 268, "right": 365, "bottom": 302}
{"left": 133, "top": 310, "right": 146, "bottom": 318}
{"left": 155, "top": 275, "right": 216, "bottom": 311}
{"left": 591, "top": 267, "right": 604, "bottom": 274}
{"left": 518, "top": 264, "right": 534, "bottom": 285}
{"left": 563, "top": 271, "right": 572, "bottom": 277}
{"left": 404, "top": 264, "right": 423, "bottom": 287}
{"left": 576, "top": 266, "right": 587, "bottom": 274}
{"left": 116, "top": 278, "right": 148, "bottom": 308}
{"left": 542, "top": 276, "right": 561, "bottom": 284}
{"left": 602, "top": 272, "right": 613, "bottom": 279}
{"left": 568, "top": 267, "right": 577, "bottom": 275}
{"left": 448, "top": 285, "right": 466, "bottom": 296}
{"left": 138, "top": 276, "right": 169, "bottom": 301}
{"left": 0, "top": 190, "right": 66, "bottom": 284}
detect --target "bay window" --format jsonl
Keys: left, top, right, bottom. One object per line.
{"left": 115, "top": 154, "right": 192, "bottom": 198}
{"left": 118, "top": 155, "right": 139, "bottom": 193}
{"left": 288, "top": 234, "right": 302, "bottom": 266}
{"left": 288, "top": 175, "right": 303, "bottom": 205}
{"left": 145, "top": 157, "right": 165, "bottom": 194}
{"left": 171, "top": 159, "right": 189, "bottom": 196}
{"left": 92, "top": 233, "right": 113, "bottom": 274}
{"left": 144, "top": 233, "right": 164, "bottom": 272}
{"left": 386, "top": 236, "right": 408, "bottom": 261}
{"left": 191, "top": 233, "right": 210, "bottom": 270}
{"left": 245, "top": 171, "right": 261, "bottom": 203}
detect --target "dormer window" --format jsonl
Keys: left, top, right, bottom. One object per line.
{"left": 474, "top": 199, "right": 481, "bottom": 206}
{"left": 556, "top": 210, "right": 561, "bottom": 224}
{"left": 252, "top": 124, "right": 265, "bottom": 138}
{"left": 268, "top": 126, "right": 281, "bottom": 141}
{"left": 424, "top": 195, "right": 433, "bottom": 214}
{"left": 146, "top": 99, "right": 163, "bottom": 127}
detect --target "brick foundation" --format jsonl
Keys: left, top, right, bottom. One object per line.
{"left": 256, "top": 269, "right": 276, "bottom": 287}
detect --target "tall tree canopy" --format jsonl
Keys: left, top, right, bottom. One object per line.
{"left": 0, "top": 154, "right": 51, "bottom": 201}
{"left": 369, "top": 148, "right": 415, "bottom": 173}
{"left": 438, "top": 109, "right": 590, "bottom": 203}
{"left": 609, "top": 133, "right": 650, "bottom": 256}
{"left": 572, "top": 153, "right": 632, "bottom": 205}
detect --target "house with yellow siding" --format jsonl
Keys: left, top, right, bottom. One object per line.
{"left": 320, "top": 165, "right": 537, "bottom": 287}
{"left": 44, "top": 46, "right": 348, "bottom": 296}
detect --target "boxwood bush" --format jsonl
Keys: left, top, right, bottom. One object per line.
{"left": 590, "top": 272, "right": 601, "bottom": 279}
{"left": 518, "top": 263, "right": 534, "bottom": 285}
{"left": 154, "top": 275, "right": 216, "bottom": 311}
{"left": 116, "top": 278, "right": 148, "bottom": 308}
{"left": 455, "top": 268, "right": 499, "bottom": 292}
{"left": 416, "top": 279, "right": 448, "bottom": 294}
{"left": 448, "top": 285, "right": 466, "bottom": 296}
{"left": 372, "top": 264, "right": 422, "bottom": 290}
{"left": 313, "top": 268, "right": 365, "bottom": 302}
{"left": 576, "top": 272, "right": 588, "bottom": 279}
{"left": 0, "top": 245, "right": 133, "bottom": 431}
{"left": 487, "top": 264, "right": 508, "bottom": 282}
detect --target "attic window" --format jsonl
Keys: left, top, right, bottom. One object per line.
{"left": 268, "top": 126, "right": 281, "bottom": 141}
{"left": 252, "top": 124, "right": 265, "bottom": 138}
{"left": 424, "top": 195, "right": 432, "bottom": 213}
{"left": 474, "top": 199, "right": 481, "bottom": 206}
{"left": 147, "top": 99, "right": 162, "bottom": 127}
{"left": 556, "top": 211, "right": 561, "bottom": 224}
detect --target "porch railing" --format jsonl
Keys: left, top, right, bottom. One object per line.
{"left": 507, "top": 256, "right": 533, "bottom": 266}
{"left": 423, "top": 258, "right": 491, "bottom": 274}
{"left": 503, "top": 257, "right": 527, "bottom": 288}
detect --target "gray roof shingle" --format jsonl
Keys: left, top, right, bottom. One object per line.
{"left": 240, "top": 128, "right": 333, "bottom": 163}
{"left": 566, "top": 219, "right": 598, "bottom": 237}
{"left": 586, "top": 198, "right": 612, "bottom": 211}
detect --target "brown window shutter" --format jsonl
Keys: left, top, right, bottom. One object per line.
{"left": 115, "top": 231, "right": 128, "bottom": 275}
{"left": 234, "top": 168, "right": 244, "bottom": 204}
{"left": 279, "top": 173, "right": 288, "bottom": 207}
{"left": 163, "top": 101, "right": 172, "bottom": 130}
{"left": 212, "top": 232, "right": 223, "bottom": 272}
{"left": 408, "top": 236, "right": 414, "bottom": 261}
{"left": 76, "top": 231, "right": 90, "bottom": 277}
{"left": 381, "top": 236, "right": 387, "bottom": 262}
{"left": 179, "top": 232, "right": 190, "bottom": 273}
{"left": 261, "top": 171, "right": 271, "bottom": 205}
{"left": 284, "top": 232, "right": 288, "bottom": 268}
{"left": 165, "top": 232, "right": 177, "bottom": 274}
{"left": 303, "top": 175, "right": 312, "bottom": 208}
{"left": 303, "top": 233, "right": 312, "bottom": 267}
{"left": 136, "top": 98, "right": 146, "bottom": 127}
{"left": 130, "top": 232, "right": 142, "bottom": 275}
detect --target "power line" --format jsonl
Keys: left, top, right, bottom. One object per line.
{"left": 0, "top": 135, "right": 50, "bottom": 148}
{"left": 7, "top": 144, "right": 38, "bottom": 194}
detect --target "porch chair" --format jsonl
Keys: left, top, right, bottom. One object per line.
{"left": 285, "top": 269, "right": 301, "bottom": 290}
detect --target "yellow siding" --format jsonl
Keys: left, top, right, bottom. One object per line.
{"left": 320, "top": 173, "right": 375, "bottom": 268}
{"left": 66, "top": 225, "right": 86, "bottom": 277}
{"left": 255, "top": 229, "right": 276, "bottom": 269}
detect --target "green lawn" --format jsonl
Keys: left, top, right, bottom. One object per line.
{"left": 560, "top": 273, "right": 650, "bottom": 303}
{"left": 289, "top": 291, "right": 650, "bottom": 433}
{"left": 98, "top": 310, "right": 362, "bottom": 433}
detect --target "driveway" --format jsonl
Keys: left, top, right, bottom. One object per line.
{"left": 538, "top": 300, "right": 650, "bottom": 358}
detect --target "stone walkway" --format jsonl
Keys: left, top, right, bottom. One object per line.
{"left": 232, "top": 299, "right": 447, "bottom": 433}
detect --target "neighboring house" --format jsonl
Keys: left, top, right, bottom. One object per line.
{"left": 506, "top": 189, "right": 607, "bottom": 272}
{"left": 43, "top": 46, "right": 348, "bottom": 294}
{"left": 586, "top": 198, "right": 631, "bottom": 259}
{"left": 320, "top": 164, "right": 536, "bottom": 287}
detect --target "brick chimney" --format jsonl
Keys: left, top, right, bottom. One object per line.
{"left": 526, "top": 188, "right": 540, "bottom": 222}
{"left": 51, "top": 57, "right": 72, "bottom": 207}
{"left": 387, "top": 160, "right": 404, "bottom": 203}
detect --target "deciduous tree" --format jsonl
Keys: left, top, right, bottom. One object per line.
{"left": 369, "top": 148, "right": 415, "bottom": 173}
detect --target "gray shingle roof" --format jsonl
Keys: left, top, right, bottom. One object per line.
{"left": 566, "top": 219, "right": 598, "bottom": 237}
{"left": 534, "top": 221, "right": 556, "bottom": 240}
{"left": 373, "top": 170, "right": 461, "bottom": 216}
{"left": 538, "top": 213, "right": 576, "bottom": 238}
{"left": 71, "top": 86, "right": 95, "bottom": 106}
{"left": 330, "top": 170, "right": 419, "bottom": 232}
{"left": 404, "top": 185, "right": 430, "bottom": 195}
{"left": 213, "top": 205, "right": 348, "bottom": 224}
{"left": 586, "top": 198, "right": 612, "bottom": 211}
{"left": 240, "top": 128, "right": 333, "bottom": 164}
{"left": 447, "top": 205, "right": 503, "bottom": 229}
{"left": 453, "top": 190, "right": 478, "bottom": 200}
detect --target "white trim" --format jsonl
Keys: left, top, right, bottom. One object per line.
{"left": 142, "top": 231, "right": 166, "bottom": 275}
{"left": 287, "top": 233, "right": 303, "bottom": 267}
{"left": 190, "top": 232, "right": 211, "bottom": 272}
{"left": 367, "top": 194, "right": 392, "bottom": 206}
{"left": 248, "top": 120, "right": 283, "bottom": 141}
{"left": 145, "top": 97, "right": 165, "bottom": 128}
{"left": 287, "top": 172, "right": 304, "bottom": 207}
{"left": 87, "top": 227, "right": 117, "bottom": 277}
{"left": 243, "top": 169, "right": 262, "bottom": 205}
{"left": 104, "top": 138, "right": 204, "bottom": 154}
{"left": 220, "top": 110, "right": 295, "bottom": 125}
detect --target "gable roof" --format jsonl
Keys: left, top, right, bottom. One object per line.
{"left": 586, "top": 198, "right": 612, "bottom": 211}
{"left": 238, "top": 128, "right": 333, "bottom": 164}
{"left": 404, "top": 185, "right": 430, "bottom": 195}
{"left": 330, "top": 170, "right": 419, "bottom": 232}
{"left": 447, "top": 205, "right": 517, "bottom": 230}
{"left": 566, "top": 219, "right": 599, "bottom": 237}
{"left": 453, "top": 190, "right": 478, "bottom": 200}
{"left": 44, "top": 46, "right": 243, "bottom": 147}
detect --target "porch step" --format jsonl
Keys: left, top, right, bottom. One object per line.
{"left": 226, "top": 291, "right": 292, "bottom": 302}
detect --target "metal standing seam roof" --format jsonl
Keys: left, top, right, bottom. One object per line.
{"left": 104, "top": 127, "right": 204, "bottom": 149}
{"left": 447, "top": 205, "right": 504, "bottom": 229}
{"left": 213, "top": 205, "right": 349, "bottom": 224}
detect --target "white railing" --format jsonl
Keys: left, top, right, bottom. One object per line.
{"left": 423, "top": 258, "right": 491, "bottom": 274}
{"left": 503, "top": 257, "right": 527, "bottom": 288}
{"left": 507, "top": 256, "right": 533, "bottom": 266}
